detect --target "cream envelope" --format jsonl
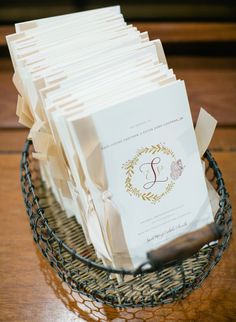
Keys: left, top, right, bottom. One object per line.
{"left": 6, "top": 14, "right": 133, "bottom": 110}
{"left": 15, "top": 15, "right": 126, "bottom": 49}
{"left": 50, "top": 68, "right": 174, "bottom": 115}
{"left": 13, "top": 17, "right": 128, "bottom": 59}
{"left": 42, "top": 57, "right": 162, "bottom": 108}
{"left": 14, "top": 11, "right": 123, "bottom": 42}
{"left": 9, "top": 16, "right": 117, "bottom": 94}
{"left": 48, "top": 71, "right": 175, "bottom": 128}
{"left": 39, "top": 45, "right": 165, "bottom": 104}
{"left": 24, "top": 31, "right": 148, "bottom": 83}
{"left": 33, "top": 39, "right": 158, "bottom": 105}
{"left": 42, "top": 66, "right": 172, "bottom": 126}
{"left": 9, "top": 28, "right": 148, "bottom": 102}
{"left": 12, "top": 29, "right": 145, "bottom": 120}
{"left": 34, "top": 37, "right": 162, "bottom": 88}
{"left": 25, "top": 34, "right": 151, "bottom": 122}
{"left": 54, "top": 65, "right": 175, "bottom": 117}
{"left": 13, "top": 30, "right": 140, "bottom": 97}
{"left": 26, "top": 33, "right": 149, "bottom": 90}
{"left": 25, "top": 28, "right": 141, "bottom": 93}
{"left": 42, "top": 77, "right": 165, "bottom": 148}
{"left": 82, "top": 71, "right": 175, "bottom": 113}
{"left": 36, "top": 37, "right": 155, "bottom": 87}
{"left": 7, "top": 7, "right": 124, "bottom": 118}
{"left": 15, "top": 6, "right": 121, "bottom": 32}
{"left": 57, "top": 68, "right": 175, "bottom": 162}
{"left": 28, "top": 46, "right": 170, "bottom": 135}
{"left": 16, "top": 27, "right": 141, "bottom": 69}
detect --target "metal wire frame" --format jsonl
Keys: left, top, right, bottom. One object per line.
{"left": 20, "top": 140, "right": 232, "bottom": 308}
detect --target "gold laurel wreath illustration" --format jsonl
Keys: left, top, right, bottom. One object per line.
{"left": 122, "top": 144, "right": 176, "bottom": 203}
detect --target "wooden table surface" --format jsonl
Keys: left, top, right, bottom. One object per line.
{"left": 0, "top": 22, "right": 236, "bottom": 321}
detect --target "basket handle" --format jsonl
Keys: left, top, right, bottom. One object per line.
{"left": 147, "top": 223, "right": 223, "bottom": 269}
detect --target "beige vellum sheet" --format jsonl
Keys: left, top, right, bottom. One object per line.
{"left": 206, "top": 178, "right": 220, "bottom": 216}
{"left": 13, "top": 72, "right": 24, "bottom": 95}
{"left": 16, "top": 95, "right": 34, "bottom": 128}
{"left": 70, "top": 153, "right": 93, "bottom": 245}
{"left": 29, "top": 120, "right": 78, "bottom": 217}
{"left": 72, "top": 189, "right": 91, "bottom": 245}
{"left": 73, "top": 116, "right": 133, "bottom": 269}
{"left": 29, "top": 120, "right": 70, "bottom": 182}
{"left": 201, "top": 160, "right": 220, "bottom": 217}
{"left": 195, "top": 108, "right": 220, "bottom": 217}
{"left": 32, "top": 152, "right": 47, "bottom": 160}
{"left": 30, "top": 129, "right": 54, "bottom": 157}
{"left": 14, "top": 76, "right": 35, "bottom": 121}
{"left": 154, "top": 39, "right": 167, "bottom": 65}
{"left": 16, "top": 94, "right": 23, "bottom": 118}
{"left": 195, "top": 107, "right": 217, "bottom": 158}
{"left": 18, "top": 111, "right": 34, "bottom": 128}
{"left": 27, "top": 101, "right": 92, "bottom": 239}
{"left": 39, "top": 159, "right": 51, "bottom": 189}
{"left": 28, "top": 120, "right": 53, "bottom": 160}
{"left": 72, "top": 145, "right": 113, "bottom": 261}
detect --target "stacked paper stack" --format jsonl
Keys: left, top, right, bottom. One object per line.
{"left": 6, "top": 6, "right": 219, "bottom": 271}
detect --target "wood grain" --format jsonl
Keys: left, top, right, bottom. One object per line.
{"left": 168, "top": 56, "right": 236, "bottom": 126}
{"left": 0, "top": 129, "right": 28, "bottom": 152}
{"left": 0, "top": 69, "right": 19, "bottom": 129}
{"left": 210, "top": 128, "right": 236, "bottom": 151}
{"left": 134, "top": 22, "right": 236, "bottom": 43}
{"left": 0, "top": 151, "right": 235, "bottom": 321}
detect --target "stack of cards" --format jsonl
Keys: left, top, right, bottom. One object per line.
{"left": 7, "top": 6, "right": 217, "bottom": 271}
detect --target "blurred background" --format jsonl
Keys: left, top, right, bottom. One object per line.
{"left": 0, "top": 1, "right": 236, "bottom": 133}
{"left": 1, "top": 0, "right": 236, "bottom": 22}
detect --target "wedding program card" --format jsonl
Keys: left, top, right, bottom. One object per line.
{"left": 69, "top": 80, "right": 214, "bottom": 267}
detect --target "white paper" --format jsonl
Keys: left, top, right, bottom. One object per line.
{"left": 69, "top": 80, "right": 214, "bottom": 267}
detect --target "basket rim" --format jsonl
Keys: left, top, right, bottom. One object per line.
{"left": 20, "top": 139, "right": 230, "bottom": 276}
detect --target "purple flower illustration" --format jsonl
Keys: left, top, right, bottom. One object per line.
{"left": 170, "top": 159, "right": 184, "bottom": 180}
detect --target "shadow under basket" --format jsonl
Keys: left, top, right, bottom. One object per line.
{"left": 20, "top": 140, "right": 232, "bottom": 308}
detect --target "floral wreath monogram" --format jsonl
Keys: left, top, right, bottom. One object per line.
{"left": 122, "top": 144, "right": 184, "bottom": 203}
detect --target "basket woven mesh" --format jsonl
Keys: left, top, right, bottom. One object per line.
{"left": 20, "top": 140, "right": 232, "bottom": 308}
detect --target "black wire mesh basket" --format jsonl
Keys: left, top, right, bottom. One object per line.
{"left": 20, "top": 140, "right": 232, "bottom": 308}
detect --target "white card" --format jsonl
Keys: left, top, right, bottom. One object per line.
{"left": 68, "top": 80, "right": 214, "bottom": 267}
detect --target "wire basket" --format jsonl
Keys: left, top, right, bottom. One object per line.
{"left": 20, "top": 140, "right": 232, "bottom": 308}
